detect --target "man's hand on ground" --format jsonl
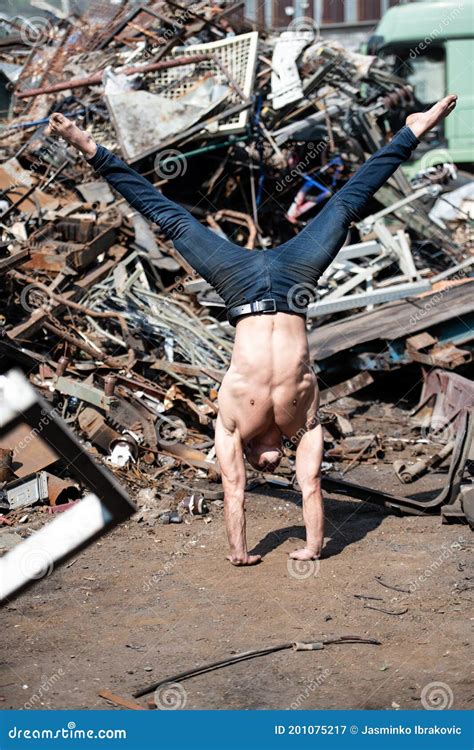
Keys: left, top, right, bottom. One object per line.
{"left": 226, "top": 553, "right": 262, "bottom": 566}
{"left": 289, "top": 547, "right": 320, "bottom": 561}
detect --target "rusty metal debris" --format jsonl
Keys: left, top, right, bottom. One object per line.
{"left": 0, "top": 0, "right": 472, "bottom": 547}
{"left": 322, "top": 407, "right": 474, "bottom": 527}
{"left": 393, "top": 441, "right": 454, "bottom": 484}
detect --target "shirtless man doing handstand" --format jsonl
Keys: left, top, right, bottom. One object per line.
{"left": 47, "top": 94, "right": 457, "bottom": 565}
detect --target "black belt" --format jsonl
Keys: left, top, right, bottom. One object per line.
{"left": 227, "top": 298, "right": 277, "bottom": 323}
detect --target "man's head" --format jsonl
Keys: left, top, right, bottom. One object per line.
{"left": 244, "top": 430, "right": 283, "bottom": 473}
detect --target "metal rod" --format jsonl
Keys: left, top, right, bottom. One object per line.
{"left": 15, "top": 55, "right": 212, "bottom": 99}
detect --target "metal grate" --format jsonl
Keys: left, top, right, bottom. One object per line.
{"left": 151, "top": 31, "right": 259, "bottom": 133}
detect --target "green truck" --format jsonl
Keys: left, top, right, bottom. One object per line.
{"left": 367, "top": 0, "right": 474, "bottom": 167}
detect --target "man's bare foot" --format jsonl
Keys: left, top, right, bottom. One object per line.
{"left": 45, "top": 112, "right": 97, "bottom": 159}
{"left": 289, "top": 547, "right": 320, "bottom": 561}
{"left": 226, "top": 552, "right": 262, "bottom": 566}
{"left": 406, "top": 94, "right": 457, "bottom": 139}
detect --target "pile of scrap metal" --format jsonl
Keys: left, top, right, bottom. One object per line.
{"left": 0, "top": 1, "right": 472, "bottom": 532}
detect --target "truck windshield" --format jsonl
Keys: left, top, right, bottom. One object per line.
{"left": 381, "top": 47, "right": 445, "bottom": 105}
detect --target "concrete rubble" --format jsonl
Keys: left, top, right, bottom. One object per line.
{"left": 0, "top": 0, "right": 472, "bottom": 558}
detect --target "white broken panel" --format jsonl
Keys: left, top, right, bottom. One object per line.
{"left": 0, "top": 493, "right": 112, "bottom": 601}
{"left": 0, "top": 369, "right": 134, "bottom": 601}
{"left": 270, "top": 31, "right": 314, "bottom": 110}
{"left": 6, "top": 472, "right": 49, "bottom": 510}
{"left": 106, "top": 77, "right": 229, "bottom": 161}
{"left": 429, "top": 182, "right": 474, "bottom": 225}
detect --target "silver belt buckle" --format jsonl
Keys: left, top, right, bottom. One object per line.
{"left": 259, "top": 298, "right": 276, "bottom": 313}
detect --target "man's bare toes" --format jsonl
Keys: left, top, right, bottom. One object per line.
{"left": 435, "top": 94, "right": 457, "bottom": 116}
{"left": 406, "top": 94, "right": 458, "bottom": 138}
{"left": 446, "top": 96, "right": 457, "bottom": 112}
{"left": 46, "top": 113, "right": 66, "bottom": 136}
{"left": 226, "top": 554, "right": 262, "bottom": 566}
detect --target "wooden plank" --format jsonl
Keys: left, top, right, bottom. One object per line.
{"left": 98, "top": 689, "right": 145, "bottom": 710}
{"left": 319, "top": 372, "right": 374, "bottom": 405}
{"left": 308, "top": 280, "right": 474, "bottom": 361}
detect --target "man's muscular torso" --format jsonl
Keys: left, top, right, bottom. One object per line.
{"left": 218, "top": 313, "right": 319, "bottom": 450}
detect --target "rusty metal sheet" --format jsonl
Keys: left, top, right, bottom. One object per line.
{"left": 0, "top": 160, "right": 58, "bottom": 213}
{"left": 413, "top": 369, "right": 474, "bottom": 438}
{"left": 0, "top": 422, "right": 59, "bottom": 477}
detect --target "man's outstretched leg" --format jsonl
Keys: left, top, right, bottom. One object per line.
{"left": 277, "top": 94, "right": 458, "bottom": 280}
{"left": 45, "top": 113, "right": 237, "bottom": 286}
{"left": 324, "top": 94, "right": 458, "bottom": 221}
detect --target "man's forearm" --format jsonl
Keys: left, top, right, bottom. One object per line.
{"left": 301, "top": 482, "right": 324, "bottom": 555}
{"left": 292, "top": 425, "right": 325, "bottom": 560}
{"left": 224, "top": 488, "right": 247, "bottom": 556}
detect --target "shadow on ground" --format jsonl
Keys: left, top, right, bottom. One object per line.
{"left": 248, "top": 487, "right": 389, "bottom": 559}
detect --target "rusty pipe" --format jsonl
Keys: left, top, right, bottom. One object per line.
{"left": 15, "top": 55, "right": 212, "bottom": 99}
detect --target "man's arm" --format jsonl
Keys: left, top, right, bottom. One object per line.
{"left": 215, "top": 414, "right": 261, "bottom": 566}
{"left": 291, "top": 421, "right": 325, "bottom": 561}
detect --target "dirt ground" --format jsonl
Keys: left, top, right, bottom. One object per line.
{"left": 1, "top": 455, "right": 472, "bottom": 711}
